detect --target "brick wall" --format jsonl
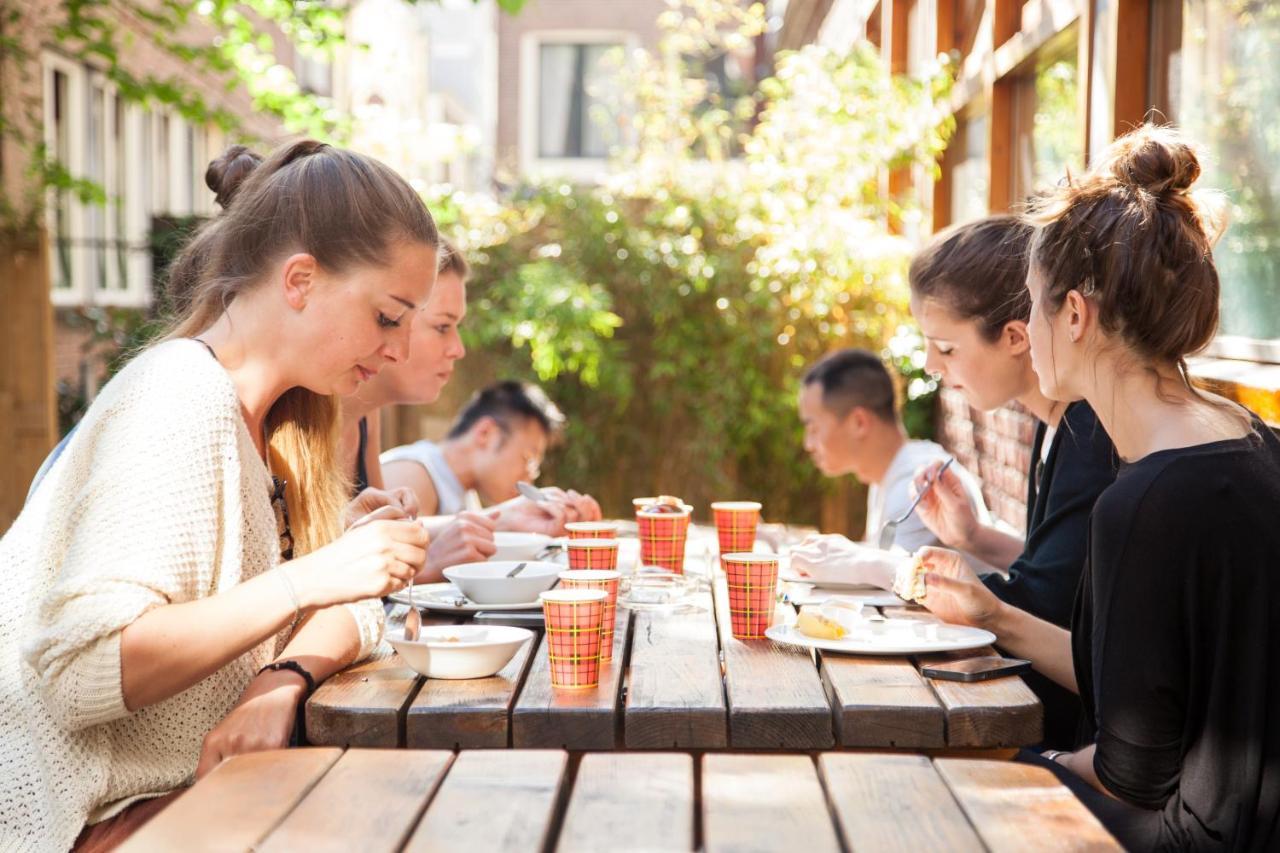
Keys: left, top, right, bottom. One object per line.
{"left": 936, "top": 387, "right": 1036, "bottom": 535}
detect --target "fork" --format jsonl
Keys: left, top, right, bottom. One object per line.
{"left": 877, "top": 457, "right": 954, "bottom": 550}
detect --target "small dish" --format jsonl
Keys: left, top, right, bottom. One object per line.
{"left": 443, "top": 561, "right": 562, "bottom": 604}
{"left": 491, "top": 532, "right": 554, "bottom": 561}
{"left": 389, "top": 625, "right": 534, "bottom": 679}
{"left": 617, "top": 569, "right": 692, "bottom": 610}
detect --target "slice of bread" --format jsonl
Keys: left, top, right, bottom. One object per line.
{"left": 893, "top": 555, "right": 928, "bottom": 603}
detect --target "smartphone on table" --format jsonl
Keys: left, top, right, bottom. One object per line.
{"left": 473, "top": 611, "right": 545, "bottom": 629}
{"left": 920, "top": 656, "right": 1031, "bottom": 682}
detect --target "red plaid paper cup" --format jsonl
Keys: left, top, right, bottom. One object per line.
{"left": 565, "top": 521, "right": 620, "bottom": 540}
{"left": 636, "top": 506, "right": 693, "bottom": 574}
{"left": 711, "top": 501, "right": 762, "bottom": 554}
{"left": 567, "top": 538, "right": 620, "bottom": 571}
{"left": 540, "top": 588, "right": 607, "bottom": 689}
{"left": 558, "top": 569, "right": 621, "bottom": 661}
{"left": 721, "top": 552, "right": 780, "bottom": 639}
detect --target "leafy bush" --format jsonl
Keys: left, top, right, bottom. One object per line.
{"left": 431, "top": 7, "right": 953, "bottom": 530}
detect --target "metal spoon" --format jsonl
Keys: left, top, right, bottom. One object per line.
{"left": 507, "top": 561, "right": 528, "bottom": 578}
{"left": 877, "top": 456, "right": 955, "bottom": 551}
{"left": 517, "top": 481, "right": 548, "bottom": 503}
{"left": 404, "top": 578, "right": 421, "bottom": 641}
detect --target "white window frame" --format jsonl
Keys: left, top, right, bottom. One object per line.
{"left": 42, "top": 52, "right": 161, "bottom": 309}
{"left": 43, "top": 52, "right": 88, "bottom": 307}
{"left": 518, "top": 30, "right": 635, "bottom": 182}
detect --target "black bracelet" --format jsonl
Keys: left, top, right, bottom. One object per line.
{"left": 258, "top": 660, "right": 317, "bottom": 696}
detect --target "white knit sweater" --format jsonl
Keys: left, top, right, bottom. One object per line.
{"left": 0, "top": 340, "right": 383, "bottom": 852}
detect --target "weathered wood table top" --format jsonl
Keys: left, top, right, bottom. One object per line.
{"left": 306, "top": 525, "right": 1042, "bottom": 751}
{"left": 122, "top": 748, "right": 1120, "bottom": 852}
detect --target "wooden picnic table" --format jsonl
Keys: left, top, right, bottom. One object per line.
{"left": 121, "top": 747, "right": 1120, "bottom": 852}
{"left": 306, "top": 524, "right": 1042, "bottom": 751}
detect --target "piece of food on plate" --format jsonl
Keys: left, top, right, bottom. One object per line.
{"left": 796, "top": 605, "right": 847, "bottom": 639}
{"left": 892, "top": 554, "right": 928, "bottom": 603}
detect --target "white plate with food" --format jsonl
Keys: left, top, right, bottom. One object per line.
{"left": 765, "top": 609, "right": 996, "bottom": 656}
{"left": 389, "top": 625, "right": 533, "bottom": 679}
{"left": 387, "top": 582, "right": 542, "bottom": 613}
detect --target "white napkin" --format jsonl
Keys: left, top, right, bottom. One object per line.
{"left": 786, "top": 534, "right": 909, "bottom": 590}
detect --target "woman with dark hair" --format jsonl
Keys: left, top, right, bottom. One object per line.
{"left": 1, "top": 142, "right": 437, "bottom": 850}
{"left": 914, "top": 125, "right": 1280, "bottom": 851}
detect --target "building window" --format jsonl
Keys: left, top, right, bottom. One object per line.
{"left": 950, "top": 107, "right": 989, "bottom": 224}
{"left": 1011, "top": 29, "right": 1082, "bottom": 204}
{"left": 1177, "top": 0, "right": 1280, "bottom": 345}
{"left": 536, "top": 42, "right": 619, "bottom": 160}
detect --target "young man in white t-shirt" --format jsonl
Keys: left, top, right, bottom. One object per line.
{"left": 797, "top": 348, "right": 988, "bottom": 553}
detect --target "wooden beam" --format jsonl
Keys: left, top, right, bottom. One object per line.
{"left": 1113, "top": 0, "right": 1151, "bottom": 135}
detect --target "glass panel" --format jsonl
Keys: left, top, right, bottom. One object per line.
{"left": 114, "top": 96, "right": 128, "bottom": 290}
{"left": 537, "top": 42, "right": 620, "bottom": 159}
{"left": 950, "top": 110, "right": 989, "bottom": 224}
{"left": 1179, "top": 0, "right": 1280, "bottom": 341}
{"left": 88, "top": 83, "right": 106, "bottom": 291}
{"left": 1012, "top": 31, "right": 1082, "bottom": 203}
{"left": 52, "top": 69, "right": 72, "bottom": 290}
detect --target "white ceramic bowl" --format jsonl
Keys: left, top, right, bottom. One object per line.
{"left": 491, "top": 531, "right": 553, "bottom": 561}
{"left": 442, "top": 560, "right": 563, "bottom": 604}
{"left": 389, "top": 625, "right": 533, "bottom": 680}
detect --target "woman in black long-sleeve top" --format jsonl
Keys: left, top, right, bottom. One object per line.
{"left": 915, "top": 124, "right": 1280, "bottom": 851}
{"left": 908, "top": 215, "right": 1117, "bottom": 746}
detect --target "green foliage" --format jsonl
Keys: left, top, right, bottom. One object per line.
{"left": 0, "top": 0, "right": 523, "bottom": 232}
{"left": 438, "top": 5, "right": 954, "bottom": 526}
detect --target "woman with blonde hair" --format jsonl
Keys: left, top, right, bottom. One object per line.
{"left": 914, "top": 125, "right": 1280, "bottom": 850}
{"left": 1, "top": 140, "right": 436, "bottom": 851}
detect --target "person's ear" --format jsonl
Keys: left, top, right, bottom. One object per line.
{"left": 471, "top": 417, "right": 500, "bottom": 451}
{"left": 845, "top": 407, "right": 870, "bottom": 438}
{"left": 1064, "top": 289, "right": 1091, "bottom": 344}
{"left": 280, "top": 253, "right": 318, "bottom": 311}
{"left": 1003, "top": 319, "right": 1031, "bottom": 356}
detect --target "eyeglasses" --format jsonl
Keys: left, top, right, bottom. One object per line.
{"left": 270, "top": 476, "right": 295, "bottom": 562}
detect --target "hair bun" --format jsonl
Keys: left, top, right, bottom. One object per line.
{"left": 205, "top": 145, "right": 263, "bottom": 209}
{"left": 1105, "top": 125, "right": 1201, "bottom": 196}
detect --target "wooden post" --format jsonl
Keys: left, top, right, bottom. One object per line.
{"left": 986, "top": 0, "right": 1022, "bottom": 213}
{"left": 0, "top": 229, "right": 55, "bottom": 530}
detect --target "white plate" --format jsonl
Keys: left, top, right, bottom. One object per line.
{"left": 782, "top": 588, "right": 906, "bottom": 608}
{"left": 764, "top": 620, "right": 996, "bottom": 656}
{"left": 388, "top": 582, "right": 542, "bottom": 613}
{"left": 491, "top": 532, "right": 554, "bottom": 561}
{"left": 778, "top": 568, "right": 885, "bottom": 591}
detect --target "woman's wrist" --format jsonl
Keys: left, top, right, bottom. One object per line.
{"left": 250, "top": 666, "right": 308, "bottom": 700}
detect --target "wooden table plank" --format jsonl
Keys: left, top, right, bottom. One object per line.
{"left": 625, "top": 591, "right": 728, "bottom": 749}
{"left": 306, "top": 655, "right": 422, "bottom": 748}
{"left": 883, "top": 606, "right": 1043, "bottom": 748}
{"left": 712, "top": 577, "right": 834, "bottom": 749}
{"left": 818, "top": 753, "right": 983, "bottom": 851}
{"left": 819, "top": 653, "right": 946, "bottom": 748}
{"left": 513, "top": 611, "right": 633, "bottom": 749}
{"left": 702, "top": 754, "right": 840, "bottom": 853}
{"left": 916, "top": 647, "right": 1043, "bottom": 748}
{"left": 935, "top": 758, "right": 1122, "bottom": 851}
{"left": 118, "top": 748, "right": 342, "bottom": 852}
{"left": 403, "top": 749, "right": 569, "bottom": 852}
{"left": 557, "top": 753, "right": 695, "bottom": 852}
{"left": 405, "top": 631, "right": 538, "bottom": 748}
{"left": 257, "top": 749, "right": 452, "bottom": 852}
